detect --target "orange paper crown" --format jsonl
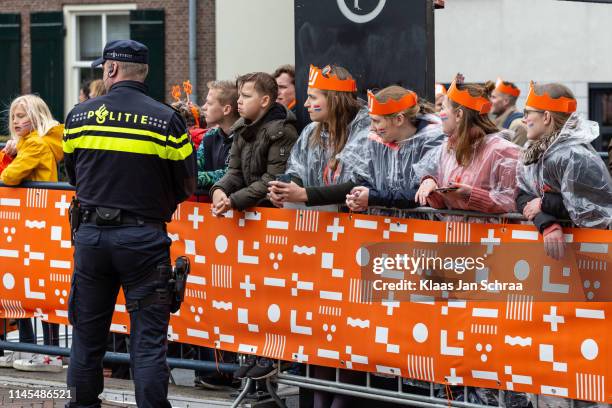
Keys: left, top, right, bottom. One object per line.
{"left": 495, "top": 78, "right": 520, "bottom": 97}
{"left": 447, "top": 80, "right": 492, "bottom": 114}
{"left": 308, "top": 65, "right": 357, "bottom": 92}
{"left": 525, "top": 81, "right": 576, "bottom": 113}
{"left": 435, "top": 83, "right": 447, "bottom": 96}
{"left": 367, "top": 90, "right": 418, "bottom": 116}
{"left": 171, "top": 85, "right": 182, "bottom": 102}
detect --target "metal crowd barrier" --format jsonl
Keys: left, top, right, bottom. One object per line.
{"left": 0, "top": 181, "right": 604, "bottom": 408}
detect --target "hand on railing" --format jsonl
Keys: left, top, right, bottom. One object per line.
{"left": 345, "top": 186, "right": 369, "bottom": 212}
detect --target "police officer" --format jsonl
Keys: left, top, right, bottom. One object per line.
{"left": 63, "top": 40, "right": 196, "bottom": 408}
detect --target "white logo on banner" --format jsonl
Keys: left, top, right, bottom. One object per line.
{"left": 337, "top": 0, "right": 386, "bottom": 24}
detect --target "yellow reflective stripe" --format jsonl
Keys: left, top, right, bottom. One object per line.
{"left": 168, "top": 133, "right": 189, "bottom": 144}
{"left": 63, "top": 135, "right": 193, "bottom": 161}
{"left": 65, "top": 125, "right": 166, "bottom": 143}
{"left": 167, "top": 140, "right": 194, "bottom": 160}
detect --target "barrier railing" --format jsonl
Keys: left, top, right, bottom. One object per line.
{"left": 0, "top": 182, "right": 610, "bottom": 408}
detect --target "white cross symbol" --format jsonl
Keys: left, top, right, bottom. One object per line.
{"left": 188, "top": 207, "right": 204, "bottom": 230}
{"left": 543, "top": 306, "right": 564, "bottom": 332}
{"left": 293, "top": 345, "right": 309, "bottom": 363}
{"left": 326, "top": 217, "right": 345, "bottom": 241}
{"left": 480, "top": 229, "right": 501, "bottom": 254}
{"left": 55, "top": 194, "right": 70, "bottom": 216}
{"left": 382, "top": 290, "right": 400, "bottom": 316}
{"left": 446, "top": 368, "right": 463, "bottom": 385}
{"left": 240, "top": 275, "right": 256, "bottom": 298}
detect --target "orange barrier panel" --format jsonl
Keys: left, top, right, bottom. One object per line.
{"left": 0, "top": 187, "right": 610, "bottom": 403}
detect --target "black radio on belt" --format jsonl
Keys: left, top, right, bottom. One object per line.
{"left": 94, "top": 207, "right": 122, "bottom": 226}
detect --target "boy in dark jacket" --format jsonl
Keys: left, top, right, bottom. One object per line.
{"left": 210, "top": 72, "right": 298, "bottom": 215}
{"left": 197, "top": 80, "right": 240, "bottom": 191}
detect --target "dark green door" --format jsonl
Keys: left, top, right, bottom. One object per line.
{"left": 30, "top": 12, "right": 64, "bottom": 122}
{"left": 0, "top": 13, "right": 21, "bottom": 136}
{"left": 130, "top": 10, "right": 165, "bottom": 102}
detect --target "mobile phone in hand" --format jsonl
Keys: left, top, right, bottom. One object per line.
{"left": 276, "top": 174, "right": 291, "bottom": 183}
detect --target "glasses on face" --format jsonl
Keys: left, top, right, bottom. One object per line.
{"left": 523, "top": 109, "right": 544, "bottom": 119}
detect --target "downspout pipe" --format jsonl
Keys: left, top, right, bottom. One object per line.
{"left": 189, "top": 0, "right": 198, "bottom": 103}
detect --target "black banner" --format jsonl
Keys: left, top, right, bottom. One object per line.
{"left": 294, "top": 0, "right": 435, "bottom": 128}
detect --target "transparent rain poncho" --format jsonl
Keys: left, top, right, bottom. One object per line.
{"left": 363, "top": 113, "right": 446, "bottom": 213}
{"left": 517, "top": 113, "right": 612, "bottom": 229}
{"left": 285, "top": 106, "right": 371, "bottom": 187}
{"left": 413, "top": 130, "right": 520, "bottom": 214}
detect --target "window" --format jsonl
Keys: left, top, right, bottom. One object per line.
{"left": 588, "top": 83, "right": 612, "bottom": 152}
{"left": 63, "top": 4, "right": 136, "bottom": 112}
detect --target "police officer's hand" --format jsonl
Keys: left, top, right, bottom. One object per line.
{"left": 212, "top": 189, "right": 232, "bottom": 216}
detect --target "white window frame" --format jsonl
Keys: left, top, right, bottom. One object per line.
{"left": 63, "top": 3, "right": 137, "bottom": 113}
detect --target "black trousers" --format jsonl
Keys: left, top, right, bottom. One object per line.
{"left": 66, "top": 223, "right": 172, "bottom": 408}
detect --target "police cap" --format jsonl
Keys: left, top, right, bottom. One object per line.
{"left": 91, "top": 40, "right": 149, "bottom": 68}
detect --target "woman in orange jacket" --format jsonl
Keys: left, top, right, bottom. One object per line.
{"left": 0, "top": 94, "right": 64, "bottom": 185}
{"left": 0, "top": 94, "right": 64, "bottom": 373}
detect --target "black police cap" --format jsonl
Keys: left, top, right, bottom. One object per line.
{"left": 91, "top": 40, "right": 149, "bottom": 68}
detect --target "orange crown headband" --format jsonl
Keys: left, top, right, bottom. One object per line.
{"left": 495, "top": 78, "right": 520, "bottom": 97}
{"left": 446, "top": 80, "right": 492, "bottom": 114}
{"left": 308, "top": 64, "right": 357, "bottom": 92}
{"left": 367, "top": 90, "right": 418, "bottom": 116}
{"left": 435, "top": 83, "right": 447, "bottom": 96}
{"left": 525, "top": 81, "right": 576, "bottom": 113}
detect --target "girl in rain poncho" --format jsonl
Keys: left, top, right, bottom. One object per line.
{"left": 516, "top": 82, "right": 612, "bottom": 260}
{"left": 414, "top": 80, "right": 520, "bottom": 216}
{"left": 267, "top": 64, "right": 370, "bottom": 210}
{"left": 345, "top": 85, "right": 445, "bottom": 214}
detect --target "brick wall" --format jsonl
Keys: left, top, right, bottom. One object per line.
{"left": 0, "top": 0, "right": 215, "bottom": 103}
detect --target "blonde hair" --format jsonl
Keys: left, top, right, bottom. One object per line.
{"left": 374, "top": 85, "right": 435, "bottom": 124}
{"left": 89, "top": 79, "right": 107, "bottom": 98}
{"left": 9, "top": 94, "right": 58, "bottom": 140}
{"left": 207, "top": 80, "right": 239, "bottom": 117}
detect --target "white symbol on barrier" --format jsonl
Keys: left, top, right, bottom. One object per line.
{"left": 238, "top": 308, "right": 259, "bottom": 332}
{"left": 345, "top": 345, "right": 368, "bottom": 369}
{"left": 24, "top": 245, "right": 44, "bottom": 266}
{"left": 184, "top": 240, "right": 206, "bottom": 264}
{"left": 583, "top": 280, "right": 601, "bottom": 301}
{"left": 24, "top": 277, "right": 46, "bottom": 300}
{"left": 290, "top": 310, "right": 313, "bottom": 335}
{"left": 269, "top": 252, "right": 283, "bottom": 271}
{"left": 441, "top": 330, "right": 464, "bottom": 356}
{"left": 542, "top": 266, "right": 570, "bottom": 293}
{"left": 323, "top": 323, "right": 336, "bottom": 342}
{"left": 382, "top": 290, "right": 400, "bottom": 316}
{"left": 3, "top": 226, "right": 15, "bottom": 243}
{"left": 382, "top": 219, "right": 407, "bottom": 240}
{"left": 213, "top": 326, "right": 234, "bottom": 348}
{"left": 187, "top": 207, "right": 204, "bottom": 230}
{"left": 476, "top": 343, "right": 492, "bottom": 363}
{"left": 321, "top": 252, "right": 344, "bottom": 278}
{"left": 543, "top": 306, "right": 565, "bottom": 332}
{"left": 539, "top": 344, "right": 567, "bottom": 372}
{"left": 292, "top": 273, "right": 314, "bottom": 297}
{"left": 337, "top": 0, "right": 386, "bottom": 24}
{"left": 190, "top": 305, "right": 204, "bottom": 323}
{"left": 54, "top": 288, "right": 69, "bottom": 306}
{"left": 326, "top": 218, "right": 345, "bottom": 241}
{"left": 238, "top": 240, "right": 259, "bottom": 264}
{"left": 445, "top": 368, "right": 463, "bottom": 385}
{"left": 240, "top": 275, "right": 256, "bottom": 298}
{"left": 481, "top": 229, "right": 501, "bottom": 254}
{"left": 504, "top": 366, "right": 533, "bottom": 391}
{"left": 238, "top": 211, "right": 261, "bottom": 227}
{"left": 375, "top": 326, "right": 399, "bottom": 354}
{"left": 54, "top": 194, "right": 70, "bottom": 216}
{"left": 292, "top": 345, "right": 309, "bottom": 363}
{"left": 50, "top": 226, "right": 71, "bottom": 249}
